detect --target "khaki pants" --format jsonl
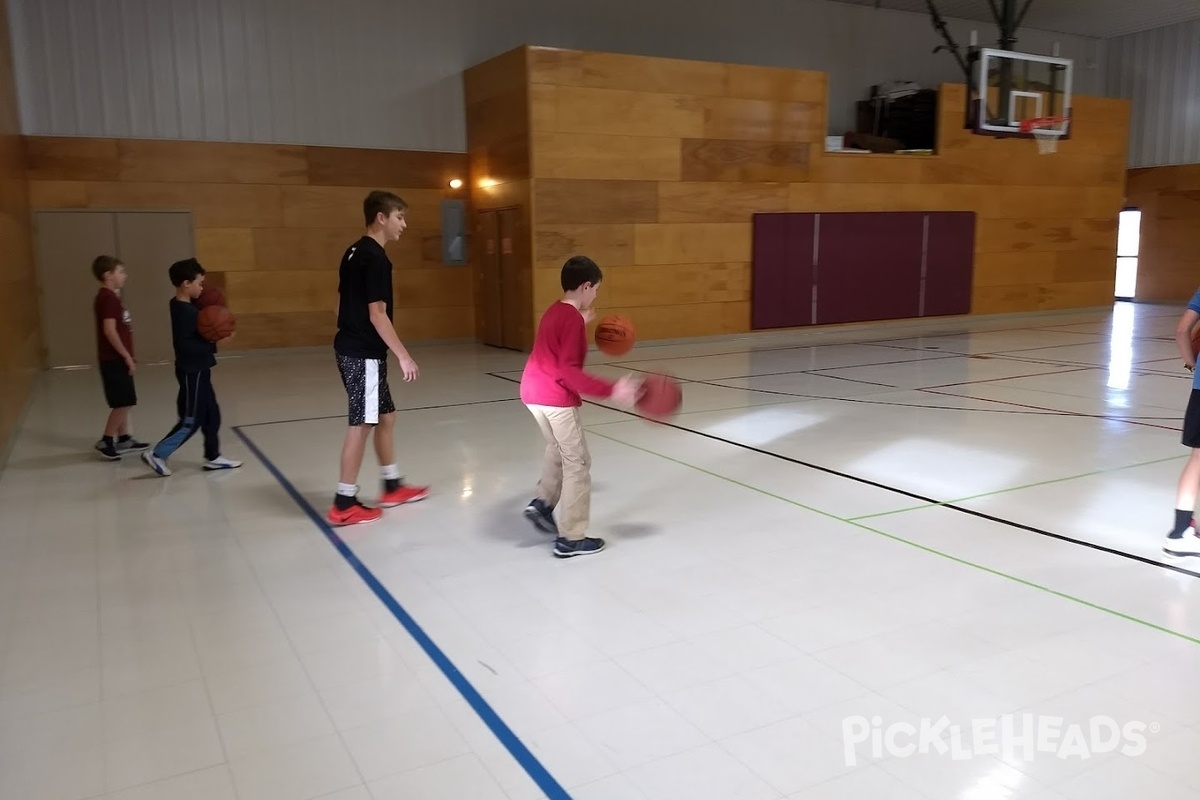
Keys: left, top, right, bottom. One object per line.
{"left": 527, "top": 404, "right": 591, "bottom": 541}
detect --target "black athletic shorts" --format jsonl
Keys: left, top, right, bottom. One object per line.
{"left": 99, "top": 358, "right": 137, "bottom": 409}
{"left": 336, "top": 352, "right": 396, "bottom": 426}
{"left": 1184, "top": 388, "right": 1200, "bottom": 448}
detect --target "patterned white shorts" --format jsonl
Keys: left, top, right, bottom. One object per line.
{"left": 336, "top": 353, "right": 396, "bottom": 426}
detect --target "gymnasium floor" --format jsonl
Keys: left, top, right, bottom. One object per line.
{"left": 4, "top": 301, "right": 1200, "bottom": 800}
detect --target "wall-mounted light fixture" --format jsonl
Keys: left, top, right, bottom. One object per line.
{"left": 448, "top": 178, "right": 463, "bottom": 189}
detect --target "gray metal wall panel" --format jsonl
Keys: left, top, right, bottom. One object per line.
{"left": 1107, "top": 19, "right": 1200, "bottom": 167}
{"left": 5, "top": 0, "right": 1105, "bottom": 152}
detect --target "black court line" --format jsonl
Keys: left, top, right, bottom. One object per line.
{"left": 237, "top": 397, "right": 519, "bottom": 429}
{"left": 485, "top": 371, "right": 1200, "bottom": 580}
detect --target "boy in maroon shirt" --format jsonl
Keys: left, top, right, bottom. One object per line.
{"left": 92, "top": 255, "right": 149, "bottom": 460}
{"left": 519, "top": 256, "right": 641, "bottom": 558}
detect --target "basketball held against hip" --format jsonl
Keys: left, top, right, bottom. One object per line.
{"left": 595, "top": 315, "right": 635, "bottom": 356}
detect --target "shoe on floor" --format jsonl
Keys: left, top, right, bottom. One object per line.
{"left": 524, "top": 498, "right": 558, "bottom": 535}
{"left": 141, "top": 450, "right": 171, "bottom": 476}
{"left": 553, "top": 536, "right": 605, "bottom": 558}
{"left": 94, "top": 439, "right": 120, "bottom": 461}
{"left": 327, "top": 501, "right": 383, "bottom": 527}
{"left": 380, "top": 482, "right": 429, "bottom": 507}
{"left": 203, "top": 455, "right": 243, "bottom": 470}
{"left": 1164, "top": 523, "right": 1200, "bottom": 557}
{"left": 116, "top": 436, "right": 150, "bottom": 453}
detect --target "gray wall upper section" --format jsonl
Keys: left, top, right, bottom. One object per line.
{"left": 1106, "top": 18, "right": 1200, "bottom": 168}
{"left": 7, "top": 0, "right": 1104, "bottom": 152}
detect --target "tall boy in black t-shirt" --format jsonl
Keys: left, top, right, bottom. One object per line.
{"left": 327, "top": 191, "right": 429, "bottom": 526}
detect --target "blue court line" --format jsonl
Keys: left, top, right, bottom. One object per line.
{"left": 232, "top": 425, "right": 573, "bottom": 800}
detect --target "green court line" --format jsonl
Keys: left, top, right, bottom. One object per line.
{"left": 848, "top": 454, "right": 1186, "bottom": 521}
{"left": 587, "top": 428, "right": 1200, "bottom": 648}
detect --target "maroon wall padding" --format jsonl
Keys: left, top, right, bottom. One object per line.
{"left": 814, "top": 212, "right": 925, "bottom": 325}
{"left": 751, "top": 210, "right": 976, "bottom": 329}
{"left": 751, "top": 212, "right": 815, "bottom": 330}
{"left": 922, "top": 211, "right": 976, "bottom": 317}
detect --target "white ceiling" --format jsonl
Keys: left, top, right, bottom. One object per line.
{"left": 821, "top": 0, "right": 1200, "bottom": 39}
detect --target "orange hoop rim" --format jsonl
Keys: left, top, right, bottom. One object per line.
{"left": 1018, "top": 115, "right": 1070, "bottom": 133}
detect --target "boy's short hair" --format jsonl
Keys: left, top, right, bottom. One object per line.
{"left": 92, "top": 255, "right": 122, "bottom": 282}
{"left": 363, "top": 191, "right": 408, "bottom": 226}
{"left": 168, "top": 258, "right": 206, "bottom": 287}
{"left": 561, "top": 255, "right": 603, "bottom": 291}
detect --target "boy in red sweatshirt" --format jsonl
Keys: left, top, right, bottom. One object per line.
{"left": 519, "top": 256, "right": 641, "bottom": 558}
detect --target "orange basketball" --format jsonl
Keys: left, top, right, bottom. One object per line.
{"left": 595, "top": 315, "right": 635, "bottom": 356}
{"left": 197, "top": 305, "right": 236, "bottom": 342}
{"left": 636, "top": 373, "right": 682, "bottom": 420}
{"left": 196, "top": 286, "right": 227, "bottom": 310}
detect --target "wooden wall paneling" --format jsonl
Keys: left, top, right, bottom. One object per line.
{"left": 535, "top": 224, "right": 635, "bottom": 270}
{"left": 27, "top": 180, "right": 90, "bottom": 208}
{"left": 532, "top": 132, "right": 682, "bottom": 181}
{"left": 680, "top": 140, "right": 810, "bottom": 183}
{"left": 305, "top": 147, "right": 468, "bottom": 189}
{"left": 1, "top": 0, "right": 39, "bottom": 460}
{"left": 814, "top": 154, "right": 926, "bottom": 184}
{"left": 533, "top": 179, "right": 658, "bottom": 224}
{"left": 280, "top": 186, "right": 443, "bottom": 230}
{"left": 603, "top": 263, "right": 750, "bottom": 307}
{"left": 975, "top": 217, "right": 1118, "bottom": 254}
{"left": 657, "top": 182, "right": 788, "bottom": 223}
{"left": 633, "top": 222, "right": 752, "bottom": 265}
{"left": 972, "top": 251, "right": 1058, "bottom": 287}
{"left": 551, "top": 86, "right": 705, "bottom": 139}
{"left": 224, "top": 270, "right": 340, "bottom": 314}
{"left": 196, "top": 228, "right": 256, "bottom": 273}
{"left": 117, "top": 140, "right": 309, "bottom": 184}
{"left": 24, "top": 136, "right": 119, "bottom": 181}
{"left": 251, "top": 228, "right": 360, "bottom": 272}
{"left": 701, "top": 98, "right": 822, "bottom": 142}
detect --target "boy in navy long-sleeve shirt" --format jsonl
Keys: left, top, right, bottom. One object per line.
{"left": 142, "top": 259, "right": 241, "bottom": 477}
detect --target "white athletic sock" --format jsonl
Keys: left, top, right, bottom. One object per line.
{"left": 380, "top": 464, "right": 401, "bottom": 480}
{"left": 337, "top": 483, "right": 358, "bottom": 497}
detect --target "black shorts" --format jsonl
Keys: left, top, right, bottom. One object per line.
{"left": 1184, "top": 389, "right": 1200, "bottom": 448}
{"left": 99, "top": 359, "right": 137, "bottom": 409}
{"left": 336, "top": 352, "right": 395, "bottom": 426}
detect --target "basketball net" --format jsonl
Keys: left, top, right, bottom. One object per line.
{"left": 1020, "top": 116, "right": 1069, "bottom": 155}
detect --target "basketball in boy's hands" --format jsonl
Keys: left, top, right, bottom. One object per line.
{"left": 636, "top": 373, "right": 682, "bottom": 420}
{"left": 196, "top": 286, "right": 227, "bottom": 310}
{"left": 595, "top": 315, "right": 635, "bottom": 356}
{"left": 197, "top": 305, "right": 236, "bottom": 342}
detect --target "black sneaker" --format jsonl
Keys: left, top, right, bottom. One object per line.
{"left": 524, "top": 498, "right": 558, "bottom": 535}
{"left": 553, "top": 537, "right": 605, "bottom": 558}
{"left": 116, "top": 436, "right": 150, "bottom": 453}
{"left": 94, "top": 439, "right": 120, "bottom": 461}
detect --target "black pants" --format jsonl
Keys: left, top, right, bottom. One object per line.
{"left": 152, "top": 368, "right": 221, "bottom": 462}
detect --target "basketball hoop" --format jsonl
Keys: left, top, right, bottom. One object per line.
{"left": 1019, "top": 116, "right": 1069, "bottom": 155}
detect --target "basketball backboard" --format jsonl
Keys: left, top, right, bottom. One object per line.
{"left": 967, "top": 48, "right": 1073, "bottom": 139}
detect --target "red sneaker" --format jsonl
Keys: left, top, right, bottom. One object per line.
{"left": 379, "top": 483, "right": 430, "bottom": 508}
{"left": 326, "top": 502, "right": 383, "bottom": 526}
